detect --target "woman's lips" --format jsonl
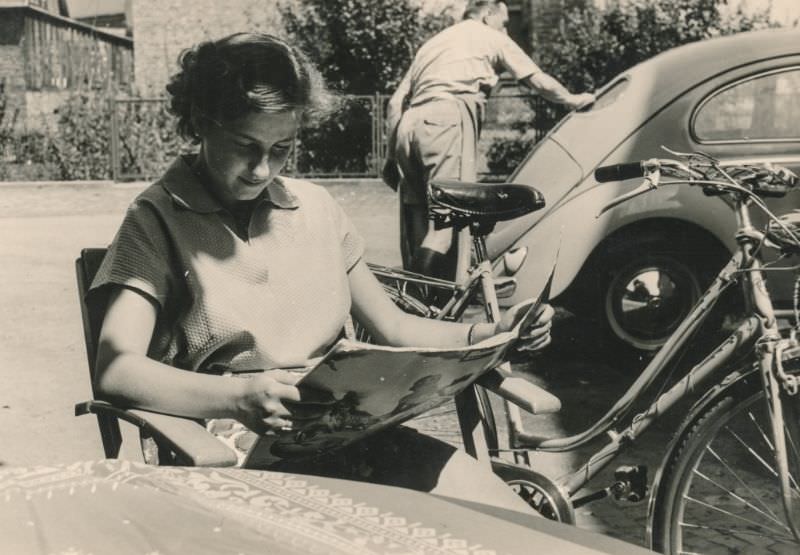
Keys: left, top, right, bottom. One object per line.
{"left": 239, "top": 177, "right": 267, "bottom": 187}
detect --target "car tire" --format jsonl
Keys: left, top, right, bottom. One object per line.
{"left": 582, "top": 238, "right": 727, "bottom": 361}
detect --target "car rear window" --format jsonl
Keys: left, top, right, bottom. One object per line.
{"left": 693, "top": 67, "right": 800, "bottom": 142}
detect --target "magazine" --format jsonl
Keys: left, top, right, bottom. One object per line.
{"left": 243, "top": 270, "right": 556, "bottom": 467}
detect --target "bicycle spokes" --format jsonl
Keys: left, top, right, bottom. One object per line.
{"left": 761, "top": 343, "right": 800, "bottom": 543}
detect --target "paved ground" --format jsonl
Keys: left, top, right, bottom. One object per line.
{"left": 0, "top": 178, "right": 691, "bottom": 550}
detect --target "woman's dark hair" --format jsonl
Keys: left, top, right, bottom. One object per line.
{"left": 166, "top": 32, "right": 335, "bottom": 141}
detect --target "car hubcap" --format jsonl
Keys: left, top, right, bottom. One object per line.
{"left": 605, "top": 258, "right": 701, "bottom": 351}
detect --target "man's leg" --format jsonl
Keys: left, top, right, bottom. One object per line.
{"left": 399, "top": 200, "right": 429, "bottom": 271}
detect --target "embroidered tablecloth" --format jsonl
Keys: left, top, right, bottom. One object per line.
{"left": 0, "top": 459, "right": 647, "bottom": 555}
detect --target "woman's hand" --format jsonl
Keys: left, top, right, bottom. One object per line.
{"left": 495, "top": 300, "right": 555, "bottom": 353}
{"left": 233, "top": 370, "right": 303, "bottom": 434}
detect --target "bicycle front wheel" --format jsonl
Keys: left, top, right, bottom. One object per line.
{"left": 651, "top": 348, "right": 800, "bottom": 554}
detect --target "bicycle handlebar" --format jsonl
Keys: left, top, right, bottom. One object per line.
{"left": 594, "top": 162, "right": 646, "bottom": 183}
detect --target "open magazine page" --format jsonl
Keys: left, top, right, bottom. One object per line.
{"left": 244, "top": 264, "right": 557, "bottom": 468}
{"left": 243, "top": 330, "right": 514, "bottom": 467}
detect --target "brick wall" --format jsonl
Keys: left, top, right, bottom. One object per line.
{"left": 131, "top": 0, "right": 294, "bottom": 96}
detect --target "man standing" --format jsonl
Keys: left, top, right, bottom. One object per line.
{"left": 384, "top": 0, "right": 594, "bottom": 283}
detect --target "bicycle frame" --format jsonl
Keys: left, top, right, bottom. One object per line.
{"left": 534, "top": 198, "right": 770, "bottom": 495}
{"left": 372, "top": 171, "right": 798, "bottom": 516}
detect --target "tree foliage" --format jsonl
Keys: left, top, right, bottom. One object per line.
{"left": 537, "top": 0, "right": 777, "bottom": 92}
{"left": 486, "top": 0, "right": 780, "bottom": 178}
{"left": 282, "top": 0, "right": 453, "bottom": 95}
{"left": 281, "top": 0, "right": 453, "bottom": 174}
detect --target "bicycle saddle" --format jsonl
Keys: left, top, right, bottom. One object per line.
{"left": 428, "top": 180, "right": 545, "bottom": 232}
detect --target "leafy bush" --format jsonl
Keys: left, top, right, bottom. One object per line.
{"left": 49, "top": 93, "right": 114, "bottom": 180}
{"left": 113, "top": 100, "right": 185, "bottom": 180}
{"left": 486, "top": 0, "right": 779, "bottom": 178}
{"left": 538, "top": 0, "right": 776, "bottom": 92}
{"left": 283, "top": 0, "right": 452, "bottom": 95}
{"left": 0, "top": 127, "right": 57, "bottom": 180}
{"left": 43, "top": 93, "right": 186, "bottom": 181}
{"left": 294, "top": 97, "right": 374, "bottom": 175}
{"left": 283, "top": 0, "right": 452, "bottom": 175}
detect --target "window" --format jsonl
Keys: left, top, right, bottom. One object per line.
{"left": 693, "top": 68, "right": 800, "bottom": 142}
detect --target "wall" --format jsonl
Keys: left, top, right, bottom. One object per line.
{"left": 131, "top": 0, "right": 292, "bottom": 96}
{"left": 0, "top": 44, "right": 27, "bottom": 130}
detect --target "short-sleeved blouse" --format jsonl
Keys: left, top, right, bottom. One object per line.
{"left": 90, "top": 155, "right": 365, "bottom": 373}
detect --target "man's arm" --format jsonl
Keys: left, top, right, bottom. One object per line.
{"left": 522, "top": 72, "right": 595, "bottom": 110}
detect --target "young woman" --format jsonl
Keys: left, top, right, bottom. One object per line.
{"left": 92, "top": 32, "right": 553, "bottom": 512}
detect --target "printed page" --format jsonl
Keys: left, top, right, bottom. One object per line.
{"left": 243, "top": 262, "right": 557, "bottom": 467}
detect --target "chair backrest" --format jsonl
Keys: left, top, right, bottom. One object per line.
{"left": 75, "top": 248, "right": 109, "bottom": 394}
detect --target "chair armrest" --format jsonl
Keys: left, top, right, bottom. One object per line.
{"left": 476, "top": 370, "right": 561, "bottom": 414}
{"left": 75, "top": 400, "right": 239, "bottom": 467}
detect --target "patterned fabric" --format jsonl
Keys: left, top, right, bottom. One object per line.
{"left": 90, "top": 155, "right": 365, "bottom": 372}
{"left": 0, "top": 460, "right": 547, "bottom": 555}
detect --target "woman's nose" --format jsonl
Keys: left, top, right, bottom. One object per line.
{"left": 252, "top": 153, "right": 272, "bottom": 180}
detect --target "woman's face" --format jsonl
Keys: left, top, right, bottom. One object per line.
{"left": 198, "top": 110, "right": 297, "bottom": 207}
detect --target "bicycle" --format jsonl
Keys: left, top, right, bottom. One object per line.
{"left": 360, "top": 149, "right": 800, "bottom": 554}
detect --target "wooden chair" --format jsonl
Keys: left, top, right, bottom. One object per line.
{"left": 73, "top": 247, "right": 238, "bottom": 466}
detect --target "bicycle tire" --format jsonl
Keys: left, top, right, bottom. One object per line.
{"left": 650, "top": 347, "right": 800, "bottom": 554}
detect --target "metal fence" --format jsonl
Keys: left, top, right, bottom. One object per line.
{"left": 110, "top": 92, "right": 564, "bottom": 182}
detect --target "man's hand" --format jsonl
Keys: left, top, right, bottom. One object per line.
{"left": 495, "top": 300, "right": 554, "bottom": 353}
{"left": 382, "top": 159, "right": 401, "bottom": 191}
{"left": 569, "top": 92, "right": 596, "bottom": 111}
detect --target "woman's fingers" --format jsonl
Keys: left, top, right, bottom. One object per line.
{"left": 262, "top": 415, "right": 293, "bottom": 431}
{"left": 518, "top": 334, "right": 552, "bottom": 352}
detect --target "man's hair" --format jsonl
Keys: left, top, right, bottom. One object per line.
{"left": 463, "top": 0, "right": 503, "bottom": 20}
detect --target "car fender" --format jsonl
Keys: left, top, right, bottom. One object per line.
{"left": 497, "top": 179, "right": 737, "bottom": 306}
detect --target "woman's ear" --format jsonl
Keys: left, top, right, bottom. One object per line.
{"left": 189, "top": 107, "right": 208, "bottom": 141}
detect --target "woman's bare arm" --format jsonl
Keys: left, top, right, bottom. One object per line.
{"left": 348, "top": 260, "right": 553, "bottom": 349}
{"left": 95, "top": 287, "right": 300, "bottom": 433}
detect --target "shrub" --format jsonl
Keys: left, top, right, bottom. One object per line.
{"left": 294, "top": 97, "right": 374, "bottom": 175}
{"left": 49, "top": 93, "right": 114, "bottom": 180}
{"left": 283, "top": 0, "right": 453, "bottom": 175}
{"left": 486, "top": 0, "right": 779, "bottom": 178}
{"left": 113, "top": 99, "right": 185, "bottom": 180}
{"left": 538, "top": 0, "right": 777, "bottom": 92}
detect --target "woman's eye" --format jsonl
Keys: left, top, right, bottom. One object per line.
{"left": 272, "top": 144, "right": 291, "bottom": 154}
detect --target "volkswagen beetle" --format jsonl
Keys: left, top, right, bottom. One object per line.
{"left": 489, "top": 28, "right": 800, "bottom": 353}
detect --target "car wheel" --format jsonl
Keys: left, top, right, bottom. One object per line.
{"left": 602, "top": 251, "right": 702, "bottom": 352}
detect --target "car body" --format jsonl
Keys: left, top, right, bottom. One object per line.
{"left": 489, "top": 28, "right": 800, "bottom": 351}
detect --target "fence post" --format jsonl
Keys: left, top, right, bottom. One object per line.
{"left": 110, "top": 97, "right": 120, "bottom": 182}
{"left": 373, "top": 92, "right": 382, "bottom": 177}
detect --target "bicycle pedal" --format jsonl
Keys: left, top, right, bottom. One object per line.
{"left": 610, "top": 465, "right": 648, "bottom": 503}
